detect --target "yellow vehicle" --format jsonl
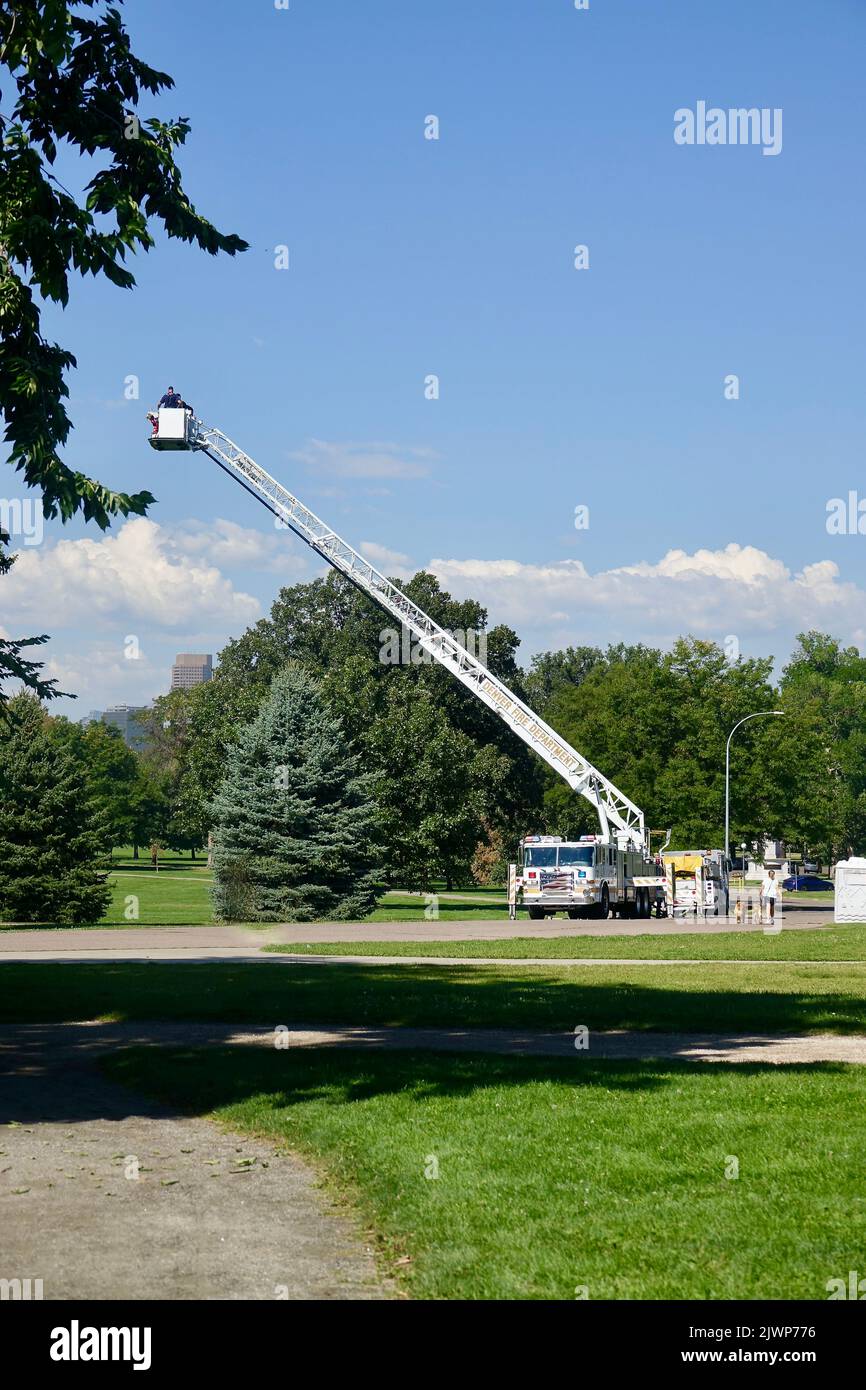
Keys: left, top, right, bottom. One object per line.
{"left": 662, "top": 849, "right": 730, "bottom": 917}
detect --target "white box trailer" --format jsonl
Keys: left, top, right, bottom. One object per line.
{"left": 834, "top": 856, "right": 866, "bottom": 923}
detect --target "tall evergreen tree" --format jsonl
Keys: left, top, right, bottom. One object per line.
{"left": 210, "top": 666, "right": 382, "bottom": 922}
{"left": 0, "top": 693, "right": 111, "bottom": 924}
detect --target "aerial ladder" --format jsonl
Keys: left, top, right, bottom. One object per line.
{"left": 149, "top": 406, "right": 648, "bottom": 856}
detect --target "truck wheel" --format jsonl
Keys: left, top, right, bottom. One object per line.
{"left": 567, "top": 908, "right": 583, "bottom": 920}
{"left": 597, "top": 885, "right": 610, "bottom": 921}
{"left": 528, "top": 906, "right": 544, "bottom": 921}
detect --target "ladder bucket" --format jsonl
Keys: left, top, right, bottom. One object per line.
{"left": 148, "top": 408, "right": 197, "bottom": 451}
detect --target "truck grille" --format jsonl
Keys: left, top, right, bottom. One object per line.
{"left": 539, "top": 870, "right": 573, "bottom": 891}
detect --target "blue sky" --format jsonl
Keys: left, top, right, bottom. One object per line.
{"left": 4, "top": 0, "right": 866, "bottom": 715}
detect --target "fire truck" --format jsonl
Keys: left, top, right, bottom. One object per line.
{"left": 149, "top": 405, "right": 661, "bottom": 924}
{"left": 519, "top": 834, "right": 664, "bottom": 920}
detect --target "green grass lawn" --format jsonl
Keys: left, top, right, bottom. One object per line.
{"left": 3, "top": 960, "right": 866, "bottom": 1033}
{"left": 1, "top": 882, "right": 509, "bottom": 930}
{"left": 103, "top": 1045, "right": 866, "bottom": 1299}
{"left": 0, "top": 855, "right": 511, "bottom": 928}
{"left": 92, "top": 880, "right": 508, "bottom": 928}
{"left": 367, "top": 890, "right": 507, "bottom": 922}
{"left": 99, "top": 862, "right": 215, "bottom": 926}
{"left": 270, "top": 924, "right": 866, "bottom": 962}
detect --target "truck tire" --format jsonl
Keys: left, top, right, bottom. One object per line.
{"left": 567, "top": 908, "right": 583, "bottom": 919}
{"left": 528, "top": 906, "right": 545, "bottom": 921}
{"left": 596, "top": 885, "right": 610, "bottom": 920}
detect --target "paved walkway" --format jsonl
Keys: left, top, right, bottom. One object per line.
{"left": 0, "top": 906, "right": 840, "bottom": 964}
{"left": 0, "top": 1026, "right": 390, "bottom": 1300}
{"left": 3, "top": 1020, "right": 865, "bottom": 1067}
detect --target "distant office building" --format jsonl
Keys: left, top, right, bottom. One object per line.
{"left": 171, "top": 653, "right": 213, "bottom": 690}
{"left": 79, "top": 710, "right": 104, "bottom": 727}
{"left": 101, "top": 705, "right": 151, "bottom": 752}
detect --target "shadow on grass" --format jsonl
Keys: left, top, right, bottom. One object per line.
{"left": 0, "top": 960, "right": 865, "bottom": 1033}
{"left": 101, "top": 1045, "right": 861, "bottom": 1125}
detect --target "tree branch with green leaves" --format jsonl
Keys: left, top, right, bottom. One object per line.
{"left": 0, "top": 0, "right": 247, "bottom": 700}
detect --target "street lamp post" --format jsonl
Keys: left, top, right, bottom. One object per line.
{"left": 740, "top": 842, "right": 747, "bottom": 901}
{"left": 724, "top": 711, "right": 785, "bottom": 864}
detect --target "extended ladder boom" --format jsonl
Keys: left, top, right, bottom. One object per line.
{"left": 185, "top": 417, "right": 646, "bottom": 851}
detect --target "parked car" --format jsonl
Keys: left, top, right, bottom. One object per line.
{"left": 781, "top": 874, "right": 834, "bottom": 892}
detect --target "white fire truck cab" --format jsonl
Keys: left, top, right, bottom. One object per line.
{"left": 517, "top": 834, "right": 664, "bottom": 921}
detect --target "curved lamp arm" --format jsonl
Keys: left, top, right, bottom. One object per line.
{"left": 724, "top": 710, "right": 785, "bottom": 861}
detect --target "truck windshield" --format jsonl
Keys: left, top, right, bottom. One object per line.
{"left": 557, "top": 846, "right": 594, "bottom": 867}
{"left": 524, "top": 847, "right": 558, "bottom": 867}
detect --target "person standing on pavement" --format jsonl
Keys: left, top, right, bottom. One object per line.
{"left": 759, "top": 868, "right": 781, "bottom": 925}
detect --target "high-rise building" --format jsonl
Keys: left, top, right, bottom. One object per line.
{"left": 171, "top": 653, "right": 213, "bottom": 690}
{"left": 101, "top": 705, "right": 151, "bottom": 752}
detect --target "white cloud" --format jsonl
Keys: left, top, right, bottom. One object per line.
{"left": 289, "top": 438, "right": 433, "bottom": 480}
{"left": 171, "top": 518, "right": 309, "bottom": 576}
{"left": 41, "top": 643, "right": 163, "bottom": 712}
{"left": 359, "top": 541, "right": 413, "bottom": 579}
{"left": 1, "top": 518, "right": 261, "bottom": 630}
{"left": 429, "top": 544, "right": 866, "bottom": 654}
